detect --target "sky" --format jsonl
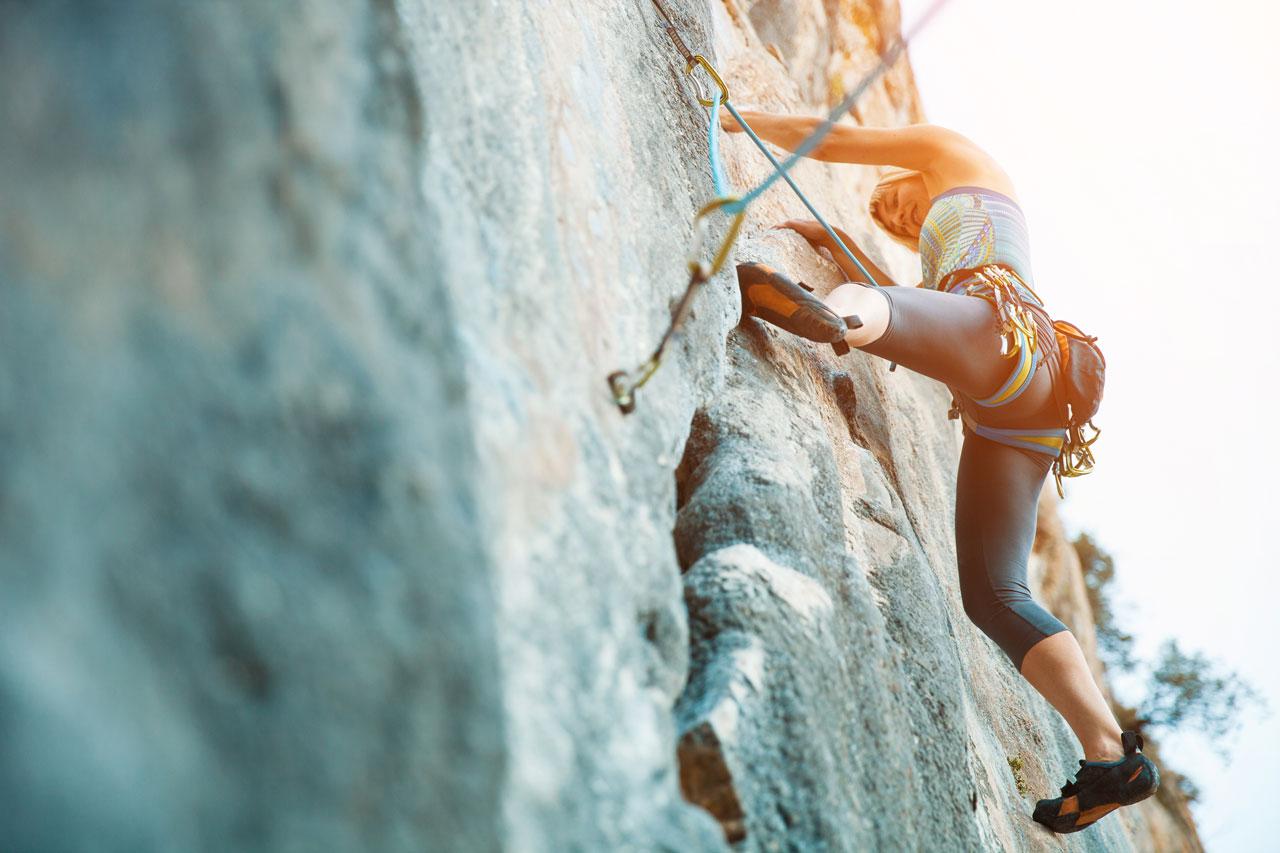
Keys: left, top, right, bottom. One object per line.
{"left": 897, "top": 0, "right": 1280, "bottom": 849}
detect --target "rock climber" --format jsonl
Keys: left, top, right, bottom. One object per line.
{"left": 722, "top": 110, "right": 1158, "bottom": 834}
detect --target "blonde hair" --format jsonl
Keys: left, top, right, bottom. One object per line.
{"left": 868, "top": 169, "right": 925, "bottom": 251}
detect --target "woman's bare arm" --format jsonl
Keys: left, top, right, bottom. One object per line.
{"left": 722, "top": 112, "right": 1008, "bottom": 189}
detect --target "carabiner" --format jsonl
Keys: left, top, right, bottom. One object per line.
{"left": 686, "top": 55, "right": 730, "bottom": 108}
{"left": 691, "top": 195, "right": 746, "bottom": 278}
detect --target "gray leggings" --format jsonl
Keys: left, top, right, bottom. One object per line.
{"left": 856, "top": 285, "right": 1071, "bottom": 670}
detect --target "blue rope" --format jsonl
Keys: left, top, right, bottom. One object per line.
{"left": 725, "top": 51, "right": 899, "bottom": 215}
{"left": 697, "top": 0, "right": 951, "bottom": 290}
{"left": 708, "top": 91, "right": 730, "bottom": 198}
{"left": 725, "top": 0, "right": 949, "bottom": 212}
{"left": 722, "top": 101, "right": 880, "bottom": 287}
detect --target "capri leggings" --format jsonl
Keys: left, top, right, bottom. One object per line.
{"left": 854, "top": 284, "right": 1071, "bottom": 671}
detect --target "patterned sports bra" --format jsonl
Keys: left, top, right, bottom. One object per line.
{"left": 919, "top": 186, "right": 1035, "bottom": 292}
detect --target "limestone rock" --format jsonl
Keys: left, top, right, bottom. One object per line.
{"left": 0, "top": 1, "right": 1201, "bottom": 851}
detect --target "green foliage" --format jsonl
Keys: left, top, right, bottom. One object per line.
{"left": 1136, "top": 638, "right": 1269, "bottom": 741}
{"left": 1071, "top": 532, "right": 1136, "bottom": 672}
{"left": 1071, "top": 529, "right": 1270, "bottom": 792}
{"left": 1173, "top": 771, "right": 1201, "bottom": 804}
{"left": 1006, "top": 756, "right": 1027, "bottom": 796}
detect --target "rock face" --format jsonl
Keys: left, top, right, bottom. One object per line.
{"left": 0, "top": 2, "right": 1201, "bottom": 852}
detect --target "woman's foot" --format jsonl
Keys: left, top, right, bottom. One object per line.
{"left": 1032, "top": 731, "right": 1160, "bottom": 834}
{"left": 737, "top": 262, "right": 854, "bottom": 347}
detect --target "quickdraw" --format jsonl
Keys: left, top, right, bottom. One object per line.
{"left": 610, "top": 0, "right": 951, "bottom": 414}
{"left": 607, "top": 193, "right": 745, "bottom": 413}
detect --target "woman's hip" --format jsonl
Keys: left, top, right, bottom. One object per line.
{"left": 856, "top": 285, "right": 1062, "bottom": 422}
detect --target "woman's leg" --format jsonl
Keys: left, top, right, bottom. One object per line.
{"left": 955, "top": 434, "right": 1125, "bottom": 762}
{"left": 824, "top": 282, "right": 894, "bottom": 347}
{"left": 823, "top": 284, "right": 1012, "bottom": 399}
{"left": 1021, "top": 634, "right": 1125, "bottom": 762}
{"left": 954, "top": 434, "right": 1068, "bottom": 664}
{"left": 826, "top": 281, "right": 1126, "bottom": 759}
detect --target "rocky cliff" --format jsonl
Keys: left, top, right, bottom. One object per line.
{"left": 0, "top": 1, "right": 1201, "bottom": 851}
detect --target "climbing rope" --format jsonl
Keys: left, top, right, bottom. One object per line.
{"left": 726, "top": 0, "right": 951, "bottom": 211}
{"left": 609, "top": 0, "right": 952, "bottom": 414}
{"left": 708, "top": 91, "right": 730, "bottom": 198}
{"left": 722, "top": 100, "right": 878, "bottom": 283}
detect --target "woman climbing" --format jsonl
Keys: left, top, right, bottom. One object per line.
{"left": 723, "top": 112, "right": 1158, "bottom": 835}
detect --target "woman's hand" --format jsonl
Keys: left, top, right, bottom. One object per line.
{"left": 775, "top": 219, "right": 900, "bottom": 286}
{"left": 774, "top": 219, "right": 831, "bottom": 246}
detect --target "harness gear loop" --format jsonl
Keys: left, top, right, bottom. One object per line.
{"left": 1052, "top": 420, "right": 1101, "bottom": 498}
{"left": 687, "top": 54, "right": 730, "bottom": 108}
{"left": 940, "top": 263, "right": 1043, "bottom": 365}
{"left": 1048, "top": 330, "right": 1103, "bottom": 498}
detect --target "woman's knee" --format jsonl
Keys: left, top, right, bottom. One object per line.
{"left": 825, "top": 284, "right": 892, "bottom": 347}
{"left": 961, "top": 594, "right": 992, "bottom": 634}
{"left": 960, "top": 582, "right": 1013, "bottom": 633}
{"left": 959, "top": 568, "right": 1031, "bottom": 633}
{"left": 961, "top": 582, "right": 1070, "bottom": 664}
{"left": 961, "top": 596, "right": 1028, "bottom": 663}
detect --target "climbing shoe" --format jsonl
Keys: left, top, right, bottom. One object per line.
{"left": 737, "top": 262, "right": 859, "bottom": 354}
{"left": 1032, "top": 731, "right": 1160, "bottom": 834}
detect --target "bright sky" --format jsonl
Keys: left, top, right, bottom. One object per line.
{"left": 897, "top": 0, "right": 1280, "bottom": 849}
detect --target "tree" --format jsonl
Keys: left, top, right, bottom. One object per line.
{"left": 1071, "top": 532, "right": 1136, "bottom": 672}
{"left": 1133, "top": 638, "right": 1268, "bottom": 743}
{"left": 1071, "top": 532, "right": 1269, "bottom": 779}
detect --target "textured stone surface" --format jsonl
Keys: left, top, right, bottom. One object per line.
{"left": 0, "top": 3, "right": 504, "bottom": 851}
{"left": 0, "top": 1, "right": 1200, "bottom": 851}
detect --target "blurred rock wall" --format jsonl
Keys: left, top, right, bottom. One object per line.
{"left": 0, "top": 1, "right": 1200, "bottom": 851}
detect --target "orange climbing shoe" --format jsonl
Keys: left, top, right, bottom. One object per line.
{"left": 737, "top": 262, "right": 858, "bottom": 351}
{"left": 1032, "top": 731, "right": 1160, "bottom": 834}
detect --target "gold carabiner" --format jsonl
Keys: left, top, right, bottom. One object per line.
{"left": 692, "top": 195, "right": 746, "bottom": 277}
{"left": 686, "top": 55, "right": 730, "bottom": 108}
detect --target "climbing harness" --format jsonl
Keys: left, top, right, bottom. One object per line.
{"left": 959, "top": 413, "right": 1068, "bottom": 459}
{"left": 937, "top": 262, "right": 1105, "bottom": 497}
{"left": 941, "top": 264, "right": 1047, "bottom": 409}
{"left": 608, "top": 0, "right": 951, "bottom": 414}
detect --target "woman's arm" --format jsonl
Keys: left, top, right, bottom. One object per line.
{"left": 722, "top": 112, "right": 998, "bottom": 181}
